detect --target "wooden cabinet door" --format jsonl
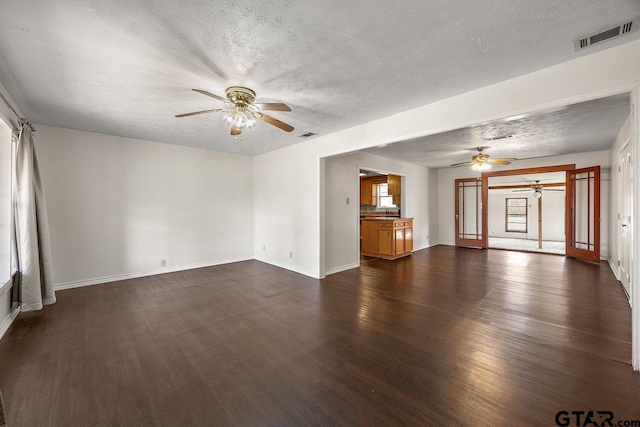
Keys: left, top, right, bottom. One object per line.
{"left": 388, "top": 174, "right": 401, "bottom": 195}
{"left": 404, "top": 227, "right": 413, "bottom": 252}
{"left": 388, "top": 174, "right": 401, "bottom": 206}
{"left": 378, "top": 229, "right": 393, "bottom": 255}
{"left": 395, "top": 228, "right": 404, "bottom": 255}
{"left": 360, "top": 178, "right": 372, "bottom": 205}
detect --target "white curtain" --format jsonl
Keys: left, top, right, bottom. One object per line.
{"left": 13, "top": 120, "right": 55, "bottom": 311}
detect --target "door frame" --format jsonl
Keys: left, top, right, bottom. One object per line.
{"left": 618, "top": 138, "right": 632, "bottom": 300}
{"left": 478, "top": 164, "right": 576, "bottom": 249}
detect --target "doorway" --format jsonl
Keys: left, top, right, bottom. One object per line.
{"left": 455, "top": 163, "right": 603, "bottom": 263}
{"left": 487, "top": 171, "right": 566, "bottom": 255}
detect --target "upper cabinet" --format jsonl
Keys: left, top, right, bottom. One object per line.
{"left": 360, "top": 176, "right": 387, "bottom": 206}
{"left": 360, "top": 178, "right": 373, "bottom": 205}
{"left": 387, "top": 174, "right": 401, "bottom": 205}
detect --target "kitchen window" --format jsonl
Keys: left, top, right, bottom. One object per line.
{"left": 505, "top": 198, "right": 527, "bottom": 233}
{"left": 377, "top": 184, "right": 396, "bottom": 208}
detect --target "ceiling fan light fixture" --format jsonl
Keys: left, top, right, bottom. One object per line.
{"left": 534, "top": 190, "right": 542, "bottom": 199}
{"left": 471, "top": 162, "right": 491, "bottom": 171}
{"left": 178, "top": 86, "right": 294, "bottom": 135}
{"left": 223, "top": 107, "right": 254, "bottom": 130}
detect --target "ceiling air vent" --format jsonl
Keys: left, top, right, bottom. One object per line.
{"left": 574, "top": 16, "right": 639, "bottom": 51}
{"left": 299, "top": 132, "right": 317, "bottom": 138}
{"left": 484, "top": 134, "right": 515, "bottom": 142}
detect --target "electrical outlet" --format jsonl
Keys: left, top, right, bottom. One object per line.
{"left": 289, "top": 251, "right": 293, "bottom": 259}
{"left": 426, "top": 234, "right": 429, "bottom": 241}
{"left": 346, "top": 197, "right": 350, "bottom": 205}
{"left": 263, "top": 245, "right": 266, "bottom": 251}
{"left": 161, "top": 259, "right": 167, "bottom": 267}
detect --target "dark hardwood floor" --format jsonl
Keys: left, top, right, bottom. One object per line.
{"left": 0, "top": 245, "right": 638, "bottom": 426}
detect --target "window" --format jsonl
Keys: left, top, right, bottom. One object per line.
{"left": 0, "top": 119, "right": 12, "bottom": 283}
{"left": 505, "top": 198, "right": 527, "bottom": 233}
{"left": 377, "top": 183, "right": 396, "bottom": 208}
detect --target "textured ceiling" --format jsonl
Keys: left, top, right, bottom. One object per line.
{"left": 362, "top": 94, "right": 630, "bottom": 168}
{"left": 0, "top": 1, "right": 638, "bottom": 156}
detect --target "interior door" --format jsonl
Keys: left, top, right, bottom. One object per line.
{"left": 455, "top": 178, "right": 484, "bottom": 248}
{"left": 566, "top": 166, "right": 600, "bottom": 262}
{"left": 619, "top": 141, "right": 632, "bottom": 298}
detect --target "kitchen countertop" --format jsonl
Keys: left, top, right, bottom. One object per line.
{"left": 361, "top": 217, "right": 412, "bottom": 220}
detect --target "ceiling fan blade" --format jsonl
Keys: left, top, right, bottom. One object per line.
{"left": 192, "top": 89, "right": 228, "bottom": 103}
{"left": 253, "top": 112, "right": 294, "bottom": 132}
{"left": 545, "top": 189, "right": 565, "bottom": 191}
{"left": 488, "top": 159, "right": 512, "bottom": 165}
{"left": 230, "top": 125, "right": 242, "bottom": 136}
{"left": 512, "top": 189, "right": 532, "bottom": 192}
{"left": 175, "top": 108, "right": 224, "bottom": 118}
{"left": 253, "top": 103, "right": 292, "bottom": 112}
{"left": 450, "top": 161, "right": 473, "bottom": 167}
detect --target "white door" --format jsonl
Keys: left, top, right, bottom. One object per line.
{"left": 619, "top": 139, "right": 633, "bottom": 301}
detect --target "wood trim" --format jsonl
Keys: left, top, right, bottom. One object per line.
{"left": 482, "top": 164, "right": 576, "bottom": 178}
{"left": 489, "top": 182, "right": 565, "bottom": 190}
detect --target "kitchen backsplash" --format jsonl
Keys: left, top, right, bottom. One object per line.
{"left": 360, "top": 206, "right": 400, "bottom": 216}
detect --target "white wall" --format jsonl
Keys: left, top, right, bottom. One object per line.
{"left": 254, "top": 39, "right": 640, "bottom": 279}
{"left": 609, "top": 115, "right": 633, "bottom": 279}
{"left": 324, "top": 152, "right": 436, "bottom": 274}
{"left": 35, "top": 125, "right": 254, "bottom": 288}
{"left": 438, "top": 151, "right": 611, "bottom": 258}
{"left": 488, "top": 191, "right": 565, "bottom": 241}
{"left": 325, "top": 159, "right": 359, "bottom": 274}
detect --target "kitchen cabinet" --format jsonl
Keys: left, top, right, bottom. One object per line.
{"left": 387, "top": 174, "right": 401, "bottom": 205}
{"left": 361, "top": 218, "right": 413, "bottom": 259}
{"left": 360, "top": 178, "right": 373, "bottom": 205}
{"left": 360, "top": 176, "right": 387, "bottom": 206}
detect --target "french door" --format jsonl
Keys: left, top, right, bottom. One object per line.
{"left": 566, "top": 166, "right": 600, "bottom": 262}
{"left": 455, "top": 178, "right": 485, "bottom": 248}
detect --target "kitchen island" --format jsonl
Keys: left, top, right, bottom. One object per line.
{"left": 361, "top": 217, "right": 413, "bottom": 259}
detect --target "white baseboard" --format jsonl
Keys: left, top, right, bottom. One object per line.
{"left": 0, "top": 307, "right": 20, "bottom": 340}
{"left": 607, "top": 259, "right": 621, "bottom": 280}
{"left": 415, "top": 243, "right": 440, "bottom": 251}
{"left": 325, "top": 263, "right": 359, "bottom": 276}
{"left": 54, "top": 256, "right": 253, "bottom": 291}
{"left": 254, "top": 257, "right": 320, "bottom": 279}
{"left": 1, "top": 281, "right": 11, "bottom": 295}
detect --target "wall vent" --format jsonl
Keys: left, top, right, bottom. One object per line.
{"left": 574, "top": 16, "right": 639, "bottom": 51}
{"left": 299, "top": 132, "right": 317, "bottom": 138}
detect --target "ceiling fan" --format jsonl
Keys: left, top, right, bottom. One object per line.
{"left": 512, "top": 180, "right": 565, "bottom": 199}
{"left": 175, "top": 87, "right": 294, "bottom": 136}
{"left": 450, "top": 147, "right": 516, "bottom": 171}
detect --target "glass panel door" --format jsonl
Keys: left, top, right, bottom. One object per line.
{"left": 455, "top": 178, "right": 484, "bottom": 248}
{"left": 566, "top": 166, "right": 600, "bottom": 262}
